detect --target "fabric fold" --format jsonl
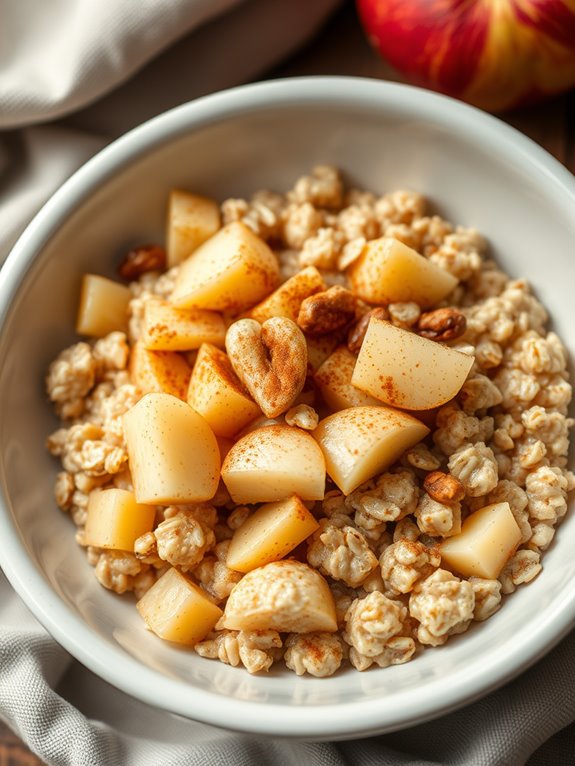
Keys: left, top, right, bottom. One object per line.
{"left": 0, "top": 0, "right": 245, "bottom": 128}
{"left": 0, "top": 0, "right": 574, "bottom": 764}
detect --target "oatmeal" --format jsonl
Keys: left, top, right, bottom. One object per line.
{"left": 46, "top": 166, "right": 573, "bottom": 677}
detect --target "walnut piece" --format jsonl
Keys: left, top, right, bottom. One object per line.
{"left": 423, "top": 471, "right": 465, "bottom": 503}
{"left": 118, "top": 244, "right": 166, "bottom": 280}
{"left": 297, "top": 285, "right": 357, "bottom": 336}
{"left": 417, "top": 307, "right": 467, "bottom": 342}
{"left": 347, "top": 307, "right": 389, "bottom": 354}
{"left": 225, "top": 317, "right": 307, "bottom": 418}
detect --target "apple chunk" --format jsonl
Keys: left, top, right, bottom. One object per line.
{"left": 137, "top": 567, "right": 222, "bottom": 646}
{"left": 226, "top": 495, "right": 319, "bottom": 573}
{"left": 222, "top": 560, "right": 337, "bottom": 632}
{"left": 439, "top": 502, "right": 522, "bottom": 579}
{"left": 170, "top": 222, "right": 279, "bottom": 312}
{"left": 84, "top": 488, "right": 156, "bottom": 551}
{"left": 221, "top": 425, "right": 325, "bottom": 503}
{"left": 347, "top": 237, "right": 457, "bottom": 307}
{"left": 352, "top": 317, "right": 474, "bottom": 410}
{"left": 76, "top": 274, "right": 131, "bottom": 337}
{"left": 123, "top": 392, "right": 220, "bottom": 504}
{"left": 248, "top": 266, "right": 325, "bottom": 322}
{"left": 141, "top": 298, "right": 226, "bottom": 351}
{"left": 129, "top": 340, "right": 191, "bottom": 400}
{"left": 314, "top": 405, "right": 429, "bottom": 495}
{"left": 187, "top": 343, "right": 261, "bottom": 438}
{"left": 166, "top": 189, "right": 221, "bottom": 268}
{"left": 306, "top": 334, "right": 340, "bottom": 374}
{"left": 315, "top": 345, "right": 381, "bottom": 411}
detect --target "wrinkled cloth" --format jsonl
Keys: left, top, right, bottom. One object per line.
{"left": 2, "top": 571, "right": 574, "bottom": 766}
{"left": 1, "top": 1, "right": 574, "bottom": 765}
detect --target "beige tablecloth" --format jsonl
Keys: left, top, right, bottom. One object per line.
{"left": 1, "top": 1, "right": 574, "bottom": 763}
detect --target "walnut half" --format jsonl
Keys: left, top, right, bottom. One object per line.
{"left": 417, "top": 308, "right": 466, "bottom": 342}
{"left": 347, "top": 307, "right": 389, "bottom": 354}
{"left": 423, "top": 471, "right": 465, "bottom": 503}
{"left": 118, "top": 245, "right": 166, "bottom": 280}
{"left": 297, "top": 286, "right": 357, "bottom": 336}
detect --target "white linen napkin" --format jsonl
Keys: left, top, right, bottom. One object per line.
{"left": 1, "top": 1, "right": 574, "bottom": 764}
{"left": 2, "top": 570, "right": 574, "bottom": 765}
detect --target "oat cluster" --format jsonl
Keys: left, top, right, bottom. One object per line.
{"left": 46, "top": 166, "right": 573, "bottom": 678}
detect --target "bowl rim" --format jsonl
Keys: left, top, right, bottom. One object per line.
{"left": 1, "top": 76, "right": 575, "bottom": 739}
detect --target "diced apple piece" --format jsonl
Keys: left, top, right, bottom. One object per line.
{"left": 314, "top": 405, "right": 429, "bottom": 495}
{"left": 76, "top": 274, "right": 131, "bottom": 337}
{"left": 306, "top": 334, "right": 339, "bottom": 374}
{"left": 84, "top": 488, "right": 156, "bottom": 551}
{"left": 166, "top": 190, "right": 221, "bottom": 268}
{"left": 347, "top": 237, "right": 458, "bottom": 308}
{"left": 439, "top": 502, "right": 522, "bottom": 579}
{"left": 235, "top": 416, "right": 283, "bottom": 439}
{"left": 170, "top": 222, "right": 279, "bottom": 312}
{"left": 129, "top": 340, "right": 191, "bottom": 400}
{"left": 227, "top": 495, "right": 319, "bottom": 573}
{"left": 249, "top": 266, "right": 325, "bottom": 322}
{"left": 221, "top": 424, "right": 325, "bottom": 504}
{"left": 222, "top": 560, "right": 337, "bottom": 632}
{"left": 187, "top": 343, "right": 261, "bottom": 438}
{"left": 352, "top": 317, "right": 474, "bottom": 410}
{"left": 123, "top": 392, "right": 220, "bottom": 504}
{"left": 137, "top": 567, "right": 222, "bottom": 646}
{"left": 315, "top": 346, "right": 381, "bottom": 411}
{"left": 141, "top": 298, "right": 226, "bottom": 351}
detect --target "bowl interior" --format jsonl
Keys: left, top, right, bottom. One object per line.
{"left": 0, "top": 80, "right": 574, "bottom": 738}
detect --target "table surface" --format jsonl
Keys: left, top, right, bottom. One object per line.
{"left": 2, "top": 2, "right": 574, "bottom": 763}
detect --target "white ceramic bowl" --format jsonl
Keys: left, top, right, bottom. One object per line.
{"left": 0, "top": 77, "right": 574, "bottom": 740}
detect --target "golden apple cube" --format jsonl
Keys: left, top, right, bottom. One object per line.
{"left": 248, "top": 266, "right": 325, "bottom": 322}
{"left": 222, "top": 560, "right": 337, "bottom": 632}
{"left": 76, "top": 274, "right": 131, "bottom": 337}
{"left": 439, "top": 502, "right": 522, "bottom": 579}
{"left": 314, "top": 405, "right": 429, "bottom": 495}
{"left": 221, "top": 424, "right": 326, "bottom": 504}
{"left": 123, "top": 392, "right": 220, "bottom": 504}
{"left": 347, "top": 237, "right": 458, "bottom": 308}
{"left": 129, "top": 340, "right": 191, "bottom": 400}
{"left": 315, "top": 345, "right": 381, "bottom": 411}
{"left": 137, "top": 567, "right": 222, "bottom": 646}
{"left": 141, "top": 298, "right": 226, "bottom": 351}
{"left": 166, "top": 189, "right": 221, "bottom": 268}
{"left": 306, "top": 334, "right": 340, "bottom": 374}
{"left": 234, "top": 416, "right": 283, "bottom": 440}
{"left": 84, "top": 488, "right": 156, "bottom": 551}
{"left": 187, "top": 343, "right": 261, "bottom": 438}
{"left": 352, "top": 317, "right": 474, "bottom": 410}
{"left": 226, "top": 495, "right": 320, "bottom": 573}
{"left": 170, "top": 222, "right": 279, "bottom": 312}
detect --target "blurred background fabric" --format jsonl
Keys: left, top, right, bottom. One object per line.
{"left": 0, "top": 0, "right": 341, "bottom": 260}
{"left": 1, "top": 1, "right": 575, "bottom": 765}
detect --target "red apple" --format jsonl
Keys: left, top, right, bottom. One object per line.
{"left": 357, "top": 0, "right": 575, "bottom": 111}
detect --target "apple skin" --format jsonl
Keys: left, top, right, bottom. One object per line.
{"left": 357, "top": 0, "right": 575, "bottom": 111}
